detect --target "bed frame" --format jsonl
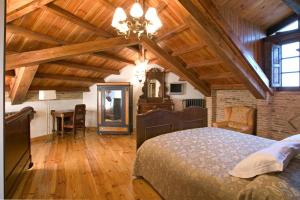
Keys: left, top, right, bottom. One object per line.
{"left": 5, "top": 107, "right": 34, "bottom": 198}
{"left": 136, "top": 107, "right": 208, "bottom": 149}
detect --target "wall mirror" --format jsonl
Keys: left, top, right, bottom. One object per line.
{"left": 147, "top": 79, "right": 162, "bottom": 98}
{"left": 104, "top": 90, "right": 122, "bottom": 123}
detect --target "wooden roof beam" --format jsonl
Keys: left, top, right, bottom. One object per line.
{"left": 179, "top": 0, "right": 271, "bottom": 99}
{"left": 35, "top": 73, "right": 104, "bottom": 83}
{"left": 155, "top": 24, "right": 189, "bottom": 42}
{"left": 9, "top": 65, "right": 39, "bottom": 105}
{"left": 29, "top": 86, "right": 90, "bottom": 92}
{"left": 6, "top": 24, "right": 66, "bottom": 45}
{"left": 142, "top": 37, "right": 211, "bottom": 96}
{"left": 7, "top": 25, "right": 134, "bottom": 64}
{"left": 186, "top": 59, "right": 222, "bottom": 68}
{"left": 6, "top": 37, "right": 138, "bottom": 70}
{"left": 266, "top": 14, "right": 298, "bottom": 36}
{"left": 44, "top": 4, "right": 113, "bottom": 38}
{"left": 172, "top": 44, "right": 206, "bottom": 56}
{"left": 6, "top": 0, "right": 56, "bottom": 23}
{"left": 282, "top": 0, "right": 300, "bottom": 15}
{"left": 198, "top": 72, "right": 234, "bottom": 80}
{"left": 44, "top": 61, "right": 120, "bottom": 75}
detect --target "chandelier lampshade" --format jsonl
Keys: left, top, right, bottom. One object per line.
{"left": 111, "top": 0, "right": 162, "bottom": 39}
{"left": 130, "top": 2, "right": 144, "bottom": 18}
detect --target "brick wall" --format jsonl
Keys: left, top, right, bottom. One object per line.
{"left": 209, "top": 90, "right": 300, "bottom": 140}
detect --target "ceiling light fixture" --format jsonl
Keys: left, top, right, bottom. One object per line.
{"left": 111, "top": 0, "right": 162, "bottom": 39}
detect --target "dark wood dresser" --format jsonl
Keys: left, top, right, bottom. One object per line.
{"left": 138, "top": 99, "right": 174, "bottom": 114}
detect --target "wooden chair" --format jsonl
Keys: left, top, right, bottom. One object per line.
{"left": 64, "top": 104, "right": 86, "bottom": 138}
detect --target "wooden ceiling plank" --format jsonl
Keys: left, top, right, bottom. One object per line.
{"left": 211, "top": 84, "right": 246, "bottom": 90}
{"left": 142, "top": 37, "right": 211, "bottom": 96}
{"left": 172, "top": 44, "right": 206, "bottom": 56}
{"left": 6, "top": 24, "right": 65, "bottom": 45}
{"left": 6, "top": 37, "right": 138, "bottom": 69}
{"left": 156, "top": 1, "right": 168, "bottom": 13}
{"left": 198, "top": 72, "right": 234, "bottom": 80}
{"left": 9, "top": 65, "right": 39, "bottom": 105}
{"left": 6, "top": 0, "right": 56, "bottom": 23}
{"left": 29, "top": 86, "right": 90, "bottom": 92}
{"left": 179, "top": 0, "right": 271, "bottom": 99}
{"left": 35, "top": 73, "right": 104, "bottom": 83}
{"left": 186, "top": 59, "right": 222, "bottom": 68}
{"left": 282, "top": 0, "right": 300, "bottom": 15}
{"left": 44, "top": 3, "right": 113, "bottom": 38}
{"left": 47, "top": 61, "right": 120, "bottom": 75}
{"left": 155, "top": 24, "right": 189, "bottom": 42}
{"left": 93, "top": 52, "right": 135, "bottom": 65}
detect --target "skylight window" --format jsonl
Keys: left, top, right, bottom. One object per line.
{"left": 277, "top": 20, "right": 298, "bottom": 33}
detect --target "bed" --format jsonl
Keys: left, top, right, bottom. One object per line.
{"left": 134, "top": 110, "right": 300, "bottom": 200}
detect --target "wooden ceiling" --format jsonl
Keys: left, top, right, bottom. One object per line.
{"left": 5, "top": 0, "right": 293, "bottom": 104}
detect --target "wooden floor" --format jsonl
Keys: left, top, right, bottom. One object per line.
{"left": 13, "top": 131, "right": 162, "bottom": 200}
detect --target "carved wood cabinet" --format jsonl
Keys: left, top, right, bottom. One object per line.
{"left": 138, "top": 68, "right": 174, "bottom": 114}
{"left": 97, "top": 83, "right": 132, "bottom": 134}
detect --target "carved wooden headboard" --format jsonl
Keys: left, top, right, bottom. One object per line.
{"left": 136, "top": 107, "right": 208, "bottom": 149}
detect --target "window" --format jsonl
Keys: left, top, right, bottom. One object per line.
{"left": 281, "top": 42, "right": 300, "bottom": 87}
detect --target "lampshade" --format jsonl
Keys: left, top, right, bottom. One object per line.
{"left": 145, "top": 7, "right": 158, "bottom": 21}
{"left": 112, "top": 7, "right": 127, "bottom": 27}
{"left": 130, "top": 2, "right": 143, "bottom": 18}
{"left": 39, "top": 90, "right": 57, "bottom": 101}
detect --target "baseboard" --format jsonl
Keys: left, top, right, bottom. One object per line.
{"left": 86, "top": 127, "right": 97, "bottom": 132}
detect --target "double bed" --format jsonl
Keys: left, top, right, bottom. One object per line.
{"left": 134, "top": 108, "right": 300, "bottom": 200}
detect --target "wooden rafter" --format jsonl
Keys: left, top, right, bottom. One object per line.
{"left": 282, "top": 0, "right": 300, "bottom": 15}
{"left": 142, "top": 37, "right": 211, "bottom": 96}
{"left": 29, "top": 86, "right": 90, "bottom": 92}
{"left": 6, "top": 37, "right": 138, "bottom": 69}
{"left": 6, "top": 0, "right": 56, "bottom": 23}
{"left": 35, "top": 73, "right": 104, "bottom": 83}
{"left": 172, "top": 44, "right": 206, "bottom": 56}
{"left": 186, "top": 59, "right": 222, "bottom": 68}
{"left": 9, "top": 65, "right": 39, "bottom": 104}
{"left": 266, "top": 14, "right": 298, "bottom": 36}
{"left": 155, "top": 24, "right": 189, "bottom": 42}
{"left": 156, "top": 1, "right": 168, "bottom": 13}
{"left": 44, "top": 61, "right": 120, "bottom": 75}
{"left": 44, "top": 4, "right": 113, "bottom": 38}
{"left": 6, "top": 24, "right": 66, "bottom": 45}
{"left": 179, "top": 0, "right": 271, "bottom": 99}
{"left": 7, "top": 24, "right": 134, "bottom": 64}
{"left": 198, "top": 72, "right": 234, "bottom": 80}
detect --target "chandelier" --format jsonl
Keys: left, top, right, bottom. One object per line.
{"left": 111, "top": 0, "right": 162, "bottom": 39}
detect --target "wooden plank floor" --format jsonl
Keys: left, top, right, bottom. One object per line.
{"left": 13, "top": 131, "right": 162, "bottom": 200}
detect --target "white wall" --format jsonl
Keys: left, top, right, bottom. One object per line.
{"left": 5, "top": 99, "right": 83, "bottom": 138}
{"left": 0, "top": 0, "right": 4, "bottom": 197}
{"left": 83, "top": 64, "right": 204, "bottom": 128}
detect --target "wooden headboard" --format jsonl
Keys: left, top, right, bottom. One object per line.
{"left": 136, "top": 107, "right": 208, "bottom": 149}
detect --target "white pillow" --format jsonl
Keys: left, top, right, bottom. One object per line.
{"left": 229, "top": 138, "right": 300, "bottom": 178}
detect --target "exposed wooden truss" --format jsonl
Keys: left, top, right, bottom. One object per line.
{"left": 6, "top": 37, "right": 138, "bottom": 69}
{"left": 179, "top": 0, "right": 271, "bottom": 99}
{"left": 9, "top": 65, "right": 39, "bottom": 104}
{"left": 29, "top": 86, "right": 90, "bottom": 92}
{"left": 6, "top": 0, "right": 56, "bottom": 22}
{"left": 211, "top": 84, "right": 246, "bottom": 90}
{"left": 155, "top": 24, "right": 189, "bottom": 42}
{"left": 142, "top": 37, "right": 211, "bottom": 96}
{"left": 44, "top": 61, "right": 120, "bottom": 75}
{"left": 35, "top": 73, "right": 104, "bottom": 83}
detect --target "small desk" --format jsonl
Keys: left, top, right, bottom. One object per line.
{"left": 51, "top": 110, "right": 74, "bottom": 137}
